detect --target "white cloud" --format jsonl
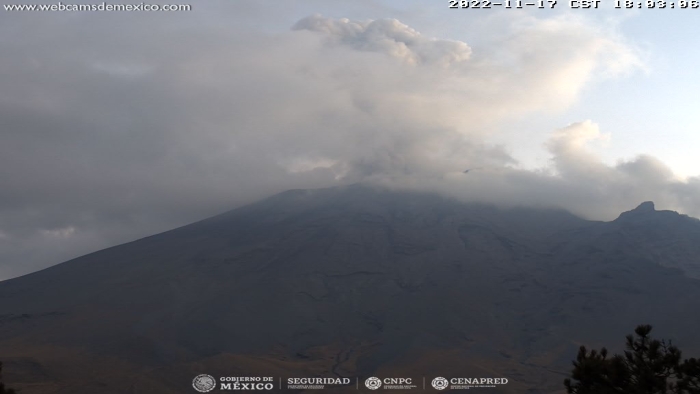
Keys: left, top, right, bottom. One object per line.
{"left": 40, "top": 226, "right": 76, "bottom": 239}
{"left": 292, "top": 14, "right": 472, "bottom": 66}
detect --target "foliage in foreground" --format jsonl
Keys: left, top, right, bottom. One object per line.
{"left": 564, "top": 325, "right": 700, "bottom": 394}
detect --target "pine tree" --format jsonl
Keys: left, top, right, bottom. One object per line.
{"left": 564, "top": 325, "right": 700, "bottom": 394}
{"left": 676, "top": 357, "right": 700, "bottom": 393}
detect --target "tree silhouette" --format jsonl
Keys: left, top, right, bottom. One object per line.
{"left": 0, "top": 362, "right": 16, "bottom": 394}
{"left": 564, "top": 325, "right": 700, "bottom": 394}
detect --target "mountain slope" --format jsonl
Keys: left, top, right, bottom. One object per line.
{"left": 1, "top": 184, "right": 699, "bottom": 393}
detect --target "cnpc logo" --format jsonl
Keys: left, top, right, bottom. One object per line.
{"left": 365, "top": 377, "right": 382, "bottom": 390}
{"left": 365, "top": 377, "right": 414, "bottom": 390}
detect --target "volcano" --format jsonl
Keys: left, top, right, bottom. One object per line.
{"left": 1, "top": 184, "right": 700, "bottom": 393}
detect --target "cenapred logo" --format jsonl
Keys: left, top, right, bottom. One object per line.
{"left": 365, "top": 377, "right": 382, "bottom": 390}
{"left": 431, "top": 377, "right": 509, "bottom": 390}
{"left": 192, "top": 374, "right": 216, "bottom": 393}
{"left": 431, "top": 377, "right": 449, "bottom": 390}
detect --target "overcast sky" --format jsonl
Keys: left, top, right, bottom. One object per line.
{"left": 1, "top": 0, "right": 699, "bottom": 279}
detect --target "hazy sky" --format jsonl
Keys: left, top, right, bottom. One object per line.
{"left": 1, "top": 0, "right": 699, "bottom": 279}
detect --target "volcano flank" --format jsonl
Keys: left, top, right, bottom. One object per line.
{"left": 1, "top": 184, "right": 700, "bottom": 393}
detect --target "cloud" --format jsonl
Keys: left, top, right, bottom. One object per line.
{"left": 292, "top": 14, "right": 472, "bottom": 66}
{"left": 385, "top": 120, "right": 698, "bottom": 220}
{"left": 546, "top": 120, "right": 612, "bottom": 178}
{"left": 0, "top": 9, "right": 693, "bottom": 280}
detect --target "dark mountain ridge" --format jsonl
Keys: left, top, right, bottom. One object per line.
{"left": 1, "top": 184, "right": 699, "bottom": 393}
